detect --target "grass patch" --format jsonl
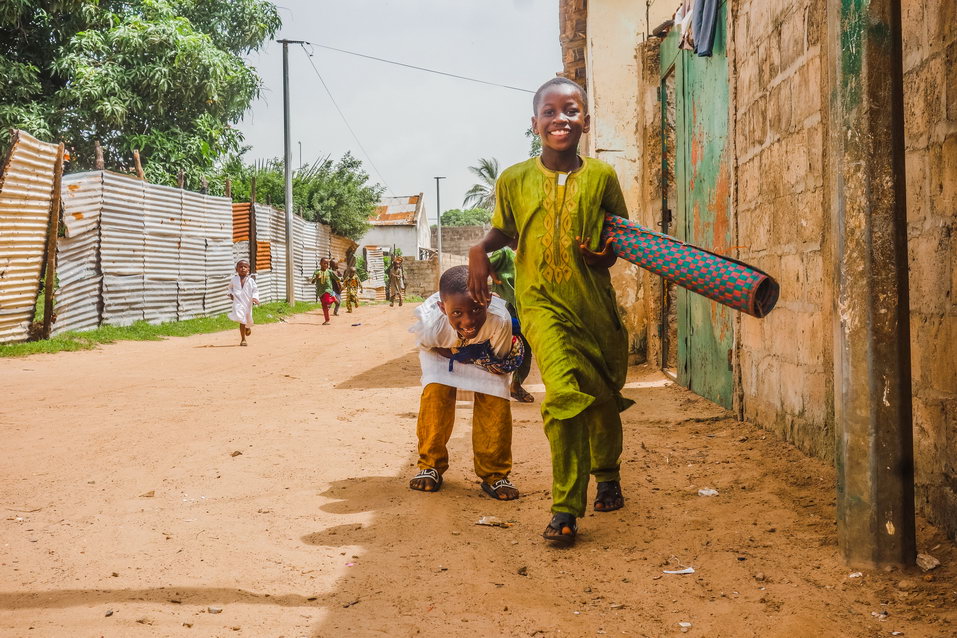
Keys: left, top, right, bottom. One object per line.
{"left": 0, "top": 300, "right": 323, "bottom": 358}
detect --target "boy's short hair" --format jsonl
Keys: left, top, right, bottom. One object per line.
{"left": 533, "top": 77, "right": 588, "bottom": 114}
{"left": 439, "top": 265, "right": 469, "bottom": 298}
{"left": 236, "top": 259, "right": 249, "bottom": 266}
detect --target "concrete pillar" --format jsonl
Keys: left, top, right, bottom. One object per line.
{"left": 826, "top": 0, "right": 916, "bottom": 567}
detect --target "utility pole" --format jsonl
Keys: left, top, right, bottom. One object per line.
{"left": 279, "top": 38, "right": 304, "bottom": 303}
{"left": 826, "top": 0, "right": 915, "bottom": 568}
{"left": 434, "top": 176, "right": 445, "bottom": 274}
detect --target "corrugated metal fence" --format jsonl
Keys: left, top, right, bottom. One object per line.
{"left": 235, "top": 204, "right": 355, "bottom": 305}
{"left": 55, "top": 171, "right": 234, "bottom": 333}
{"left": 0, "top": 131, "right": 60, "bottom": 343}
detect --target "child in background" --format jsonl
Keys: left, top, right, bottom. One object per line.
{"left": 330, "top": 259, "right": 343, "bottom": 316}
{"left": 468, "top": 78, "right": 632, "bottom": 546}
{"left": 311, "top": 258, "right": 337, "bottom": 325}
{"left": 488, "top": 247, "right": 535, "bottom": 403}
{"left": 228, "top": 260, "right": 259, "bottom": 346}
{"left": 409, "top": 265, "right": 524, "bottom": 500}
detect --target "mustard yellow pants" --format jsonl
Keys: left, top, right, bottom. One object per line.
{"left": 416, "top": 383, "right": 512, "bottom": 482}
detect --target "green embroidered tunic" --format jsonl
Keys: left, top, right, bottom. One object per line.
{"left": 492, "top": 157, "right": 632, "bottom": 421}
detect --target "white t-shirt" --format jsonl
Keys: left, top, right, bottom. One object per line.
{"left": 409, "top": 292, "right": 513, "bottom": 399}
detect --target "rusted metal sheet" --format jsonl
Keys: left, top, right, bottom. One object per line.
{"left": 330, "top": 234, "right": 357, "bottom": 261}
{"left": 55, "top": 172, "right": 104, "bottom": 335}
{"left": 0, "top": 130, "right": 59, "bottom": 343}
{"left": 232, "top": 203, "right": 251, "bottom": 242}
{"left": 256, "top": 241, "right": 272, "bottom": 272}
{"left": 205, "top": 194, "right": 233, "bottom": 317}
{"left": 370, "top": 195, "right": 421, "bottom": 225}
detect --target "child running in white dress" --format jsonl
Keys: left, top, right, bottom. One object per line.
{"left": 228, "top": 260, "right": 259, "bottom": 346}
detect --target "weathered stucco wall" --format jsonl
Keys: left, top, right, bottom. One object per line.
{"left": 732, "top": 0, "right": 834, "bottom": 459}
{"left": 403, "top": 257, "right": 439, "bottom": 299}
{"left": 901, "top": 0, "right": 957, "bottom": 537}
{"left": 582, "top": 0, "right": 673, "bottom": 357}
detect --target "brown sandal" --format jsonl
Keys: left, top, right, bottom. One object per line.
{"left": 543, "top": 513, "right": 577, "bottom": 547}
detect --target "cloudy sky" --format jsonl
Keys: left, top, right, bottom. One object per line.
{"left": 238, "top": 0, "right": 561, "bottom": 223}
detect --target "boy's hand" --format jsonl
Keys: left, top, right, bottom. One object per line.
{"left": 228, "top": 294, "right": 233, "bottom": 300}
{"left": 578, "top": 236, "right": 617, "bottom": 268}
{"left": 432, "top": 347, "right": 454, "bottom": 359}
{"left": 467, "top": 246, "right": 501, "bottom": 305}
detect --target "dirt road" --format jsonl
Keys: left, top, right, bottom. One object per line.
{"left": 1, "top": 304, "right": 954, "bottom": 637}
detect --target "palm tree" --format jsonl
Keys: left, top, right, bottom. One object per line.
{"left": 462, "top": 157, "right": 499, "bottom": 210}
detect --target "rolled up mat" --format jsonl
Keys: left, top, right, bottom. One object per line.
{"left": 601, "top": 214, "right": 779, "bottom": 318}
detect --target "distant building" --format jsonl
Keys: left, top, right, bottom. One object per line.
{"left": 359, "top": 194, "right": 432, "bottom": 260}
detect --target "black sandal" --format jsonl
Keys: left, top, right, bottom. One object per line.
{"left": 542, "top": 513, "right": 577, "bottom": 547}
{"left": 409, "top": 468, "right": 442, "bottom": 492}
{"left": 480, "top": 478, "right": 519, "bottom": 500}
{"left": 594, "top": 480, "right": 624, "bottom": 512}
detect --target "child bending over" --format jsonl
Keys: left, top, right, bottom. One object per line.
{"left": 409, "top": 265, "right": 525, "bottom": 500}
{"left": 228, "top": 260, "right": 259, "bottom": 346}
{"left": 468, "top": 78, "right": 632, "bottom": 546}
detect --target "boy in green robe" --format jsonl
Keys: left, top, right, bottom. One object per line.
{"left": 468, "top": 78, "right": 632, "bottom": 547}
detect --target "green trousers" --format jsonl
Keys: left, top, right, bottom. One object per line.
{"left": 544, "top": 397, "right": 623, "bottom": 517}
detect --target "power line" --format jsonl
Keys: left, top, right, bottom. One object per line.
{"left": 302, "top": 41, "right": 535, "bottom": 94}
{"left": 299, "top": 44, "right": 395, "bottom": 196}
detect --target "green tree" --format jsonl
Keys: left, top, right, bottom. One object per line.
{"left": 0, "top": 0, "right": 280, "bottom": 189}
{"left": 440, "top": 208, "right": 492, "bottom": 227}
{"left": 462, "top": 157, "right": 499, "bottom": 210}
{"left": 219, "top": 152, "right": 384, "bottom": 240}
{"left": 525, "top": 126, "right": 542, "bottom": 157}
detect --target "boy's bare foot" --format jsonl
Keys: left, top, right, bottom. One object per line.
{"left": 322, "top": 320, "right": 330, "bottom": 325}
{"left": 594, "top": 480, "right": 624, "bottom": 512}
{"left": 543, "top": 513, "right": 577, "bottom": 547}
{"left": 409, "top": 468, "right": 442, "bottom": 492}
{"left": 480, "top": 478, "right": 519, "bottom": 500}
{"left": 510, "top": 385, "right": 534, "bottom": 403}
{"left": 240, "top": 341, "right": 248, "bottom": 346}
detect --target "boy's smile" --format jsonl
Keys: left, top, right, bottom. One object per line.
{"left": 438, "top": 291, "right": 488, "bottom": 339}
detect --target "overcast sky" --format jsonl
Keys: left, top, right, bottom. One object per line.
{"left": 238, "top": 0, "right": 561, "bottom": 223}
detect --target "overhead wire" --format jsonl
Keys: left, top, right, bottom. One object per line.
{"left": 302, "top": 41, "right": 535, "bottom": 94}
{"left": 299, "top": 43, "right": 395, "bottom": 196}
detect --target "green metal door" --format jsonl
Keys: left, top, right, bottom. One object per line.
{"left": 659, "top": 3, "right": 734, "bottom": 408}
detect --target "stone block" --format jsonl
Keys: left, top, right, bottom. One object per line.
{"left": 779, "top": 8, "right": 806, "bottom": 70}
{"left": 749, "top": 0, "right": 772, "bottom": 42}
{"left": 768, "top": 79, "right": 794, "bottom": 138}
{"left": 910, "top": 313, "right": 957, "bottom": 395}
{"left": 792, "top": 56, "right": 823, "bottom": 124}
{"left": 908, "top": 224, "right": 953, "bottom": 313}
{"left": 905, "top": 150, "right": 930, "bottom": 223}
{"left": 930, "top": 134, "right": 957, "bottom": 217}
{"left": 947, "top": 40, "right": 957, "bottom": 122}
{"left": 784, "top": 134, "right": 808, "bottom": 191}
{"left": 805, "top": 0, "right": 823, "bottom": 49}
{"left": 794, "top": 189, "right": 826, "bottom": 246}
{"left": 794, "top": 310, "right": 826, "bottom": 367}
{"left": 739, "top": 156, "right": 762, "bottom": 208}
{"left": 778, "top": 360, "right": 807, "bottom": 416}
{"left": 929, "top": 0, "right": 957, "bottom": 49}
{"left": 901, "top": 0, "right": 927, "bottom": 72}
{"left": 742, "top": 206, "right": 772, "bottom": 253}
{"left": 805, "top": 121, "right": 825, "bottom": 190}
{"left": 801, "top": 364, "right": 829, "bottom": 423}
{"left": 903, "top": 61, "right": 932, "bottom": 151}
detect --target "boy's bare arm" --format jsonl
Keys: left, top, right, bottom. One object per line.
{"left": 467, "top": 228, "right": 512, "bottom": 304}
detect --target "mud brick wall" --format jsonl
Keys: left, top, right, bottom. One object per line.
{"left": 430, "top": 225, "right": 488, "bottom": 257}
{"left": 731, "top": 0, "right": 835, "bottom": 460}
{"left": 901, "top": 0, "right": 957, "bottom": 537}
{"left": 402, "top": 258, "right": 439, "bottom": 299}
{"left": 559, "top": 0, "right": 587, "bottom": 85}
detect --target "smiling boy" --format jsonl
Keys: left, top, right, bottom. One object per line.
{"left": 409, "top": 265, "right": 523, "bottom": 500}
{"left": 468, "top": 78, "right": 632, "bottom": 546}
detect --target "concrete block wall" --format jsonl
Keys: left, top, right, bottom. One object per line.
{"left": 731, "top": 0, "right": 835, "bottom": 460}
{"left": 430, "top": 225, "right": 488, "bottom": 257}
{"left": 403, "top": 258, "right": 439, "bottom": 299}
{"left": 901, "top": 0, "right": 957, "bottom": 536}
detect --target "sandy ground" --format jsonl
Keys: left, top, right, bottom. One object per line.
{"left": 0, "top": 304, "right": 954, "bottom": 638}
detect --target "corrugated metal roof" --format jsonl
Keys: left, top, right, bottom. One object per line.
{"left": 370, "top": 194, "right": 422, "bottom": 226}
{"left": 0, "top": 131, "right": 60, "bottom": 343}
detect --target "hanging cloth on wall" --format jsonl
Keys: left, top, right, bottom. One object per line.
{"left": 691, "top": 0, "right": 720, "bottom": 57}
{"left": 675, "top": 0, "right": 696, "bottom": 51}
{"left": 601, "top": 215, "right": 779, "bottom": 318}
